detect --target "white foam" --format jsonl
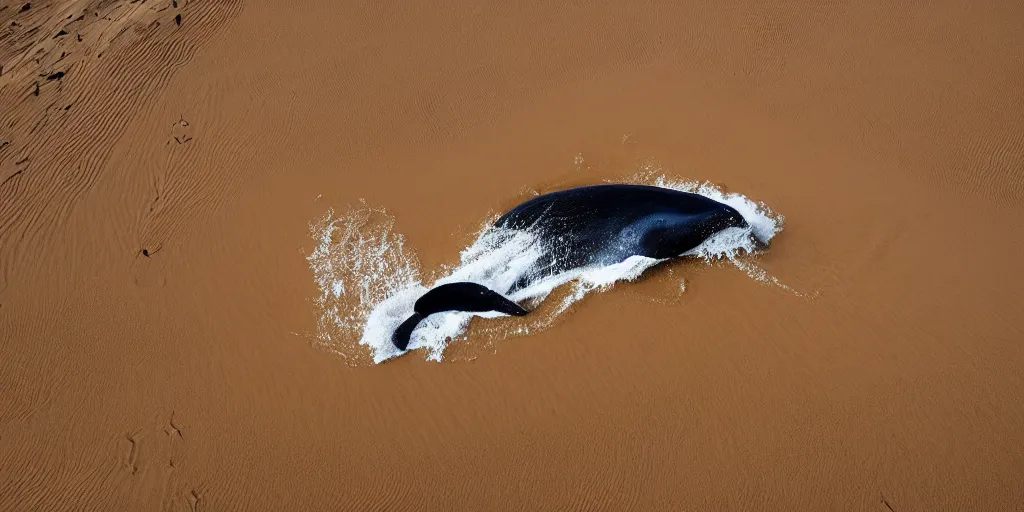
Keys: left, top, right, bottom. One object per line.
{"left": 306, "top": 176, "right": 788, "bottom": 364}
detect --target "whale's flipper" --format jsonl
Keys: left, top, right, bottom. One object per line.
{"left": 391, "top": 282, "right": 529, "bottom": 351}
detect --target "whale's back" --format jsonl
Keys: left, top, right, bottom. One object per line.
{"left": 495, "top": 184, "right": 732, "bottom": 230}
{"left": 493, "top": 184, "right": 746, "bottom": 279}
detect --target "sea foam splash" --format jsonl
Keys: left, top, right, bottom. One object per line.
{"left": 306, "top": 176, "right": 787, "bottom": 364}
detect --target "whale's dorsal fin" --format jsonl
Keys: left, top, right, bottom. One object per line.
{"left": 391, "top": 282, "right": 529, "bottom": 351}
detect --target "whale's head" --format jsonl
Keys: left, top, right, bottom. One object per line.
{"left": 721, "top": 207, "right": 748, "bottom": 229}
{"left": 704, "top": 205, "right": 748, "bottom": 234}
{"left": 715, "top": 206, "right": 772, "bottom": 250}
{"left": 633, "top": 205, "right": 754, "bottom": 259}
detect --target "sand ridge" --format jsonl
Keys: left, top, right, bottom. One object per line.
{"left": 0, "top": 0, "right": 240, "bottom": 294}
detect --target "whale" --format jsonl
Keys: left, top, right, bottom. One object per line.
{"left": 391, "top": 184, "right": 761, "bottom": 351}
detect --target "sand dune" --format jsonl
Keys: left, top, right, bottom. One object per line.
{"left": 2, "top": 0, "right": 1023, "bottom": 510}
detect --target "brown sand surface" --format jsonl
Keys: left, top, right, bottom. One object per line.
{"left": 2, "top": 0, "right": 1023, "bottom": 510}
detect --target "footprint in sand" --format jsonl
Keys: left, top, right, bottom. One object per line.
{"left": 118, "top": 413, "right": 198, "bottom": 510}
{"left": 170, "top": 116, "right": 192, "bottom": 145}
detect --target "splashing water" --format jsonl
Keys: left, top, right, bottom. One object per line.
{"left": 305, "top": 201, "right": 422, "bottom": 362}
{"left": 306, "top": 177, "right": 789, "bottom": 364}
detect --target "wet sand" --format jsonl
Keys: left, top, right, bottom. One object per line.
{"left": 2, "top": 0, "right": 1023, "bottom": 510}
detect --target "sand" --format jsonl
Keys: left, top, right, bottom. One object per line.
{"left": 2, "top": 0, "right": 1023, "bottom": 510}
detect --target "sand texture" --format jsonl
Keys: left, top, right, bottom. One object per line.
{"left": 2, "top": 0, "right": 1023, "bottom": 510}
